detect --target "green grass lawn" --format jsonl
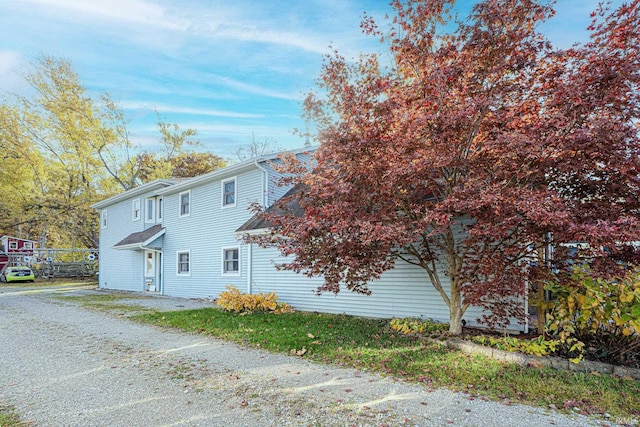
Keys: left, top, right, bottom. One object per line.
{"left": 0, "top": 404, "right": 29, "bottom": 427}
{"left": 134, "top": 308, "right": 640, "bottom": 421}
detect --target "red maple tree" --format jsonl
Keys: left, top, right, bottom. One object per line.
{"left": 251, "top": 0, "right": 640, "bottom": 334}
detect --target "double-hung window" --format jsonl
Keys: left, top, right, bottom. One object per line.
{"left": 177, "top": 251, "right": 190, "bottom": 275}
{"left": 222, "top": 178, "right": 236, "bottom": 208}
{"left": 132, "top": 199, "right": 141, "bottom": 221}
{"left": 179, "top": 191, "right": 190, "bottom": 217}
{"left": 222, "top": 247, "right": 240, "bottom": 275}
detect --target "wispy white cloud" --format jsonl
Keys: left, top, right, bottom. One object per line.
{"left": 24, "top": 0, "right": 188, "bottom": 31}
{"left": 21, "top": 0, "right": 364, "bottom": 57}
{"left": 120, "top": 101, "right": 265, "bottom": 119}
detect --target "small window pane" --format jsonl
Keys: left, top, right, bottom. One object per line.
{"left": 146, "top": 199, "right": 154, "bottom": 221}
{"left": 145, "top": 252, "right": 154, "bottom": 276}
{"left": 223, "top": 248, "right": 239, "bottom": 273}
{"left": 178, "top": 252, "right": 190, "bottom": 274}
{"left": 132, "top": 199, "right": 140, "bottom": 220}
{"left": 180, "top": 193, "right": 190, "bottom": 215}
{"left": 223, "top": 180, "right": 235, "bottom": 206}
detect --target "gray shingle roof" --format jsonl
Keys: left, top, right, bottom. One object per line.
{"left": 236, "top": 186, "right": 305, "bottom": 232}
{"left": 113, "top": 224, "right": 165, "bottom": 248}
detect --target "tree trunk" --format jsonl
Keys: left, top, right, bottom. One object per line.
{"left": 448, "top": 288, "right": 464, "bottom": 335}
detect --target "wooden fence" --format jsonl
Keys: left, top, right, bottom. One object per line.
{"left": 1, "top": 248, "right": 98, "bottom": 279}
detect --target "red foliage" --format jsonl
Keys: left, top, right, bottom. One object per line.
{"left": 249, "top": 0, "right": 640, "bottom": 334}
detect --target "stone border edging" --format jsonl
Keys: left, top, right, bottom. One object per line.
{"left": 444, "top": 338, "right": 640, "bottom": 380}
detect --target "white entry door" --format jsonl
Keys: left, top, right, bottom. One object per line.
{"left": 144, "top": 251, "right": 159, "bottom": 292}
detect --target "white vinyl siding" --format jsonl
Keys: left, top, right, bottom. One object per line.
{"left": 95, "top": 184, "right": 172, "bottom": 294}
{"left": 248, "top": 245, "right": 489, "bottom": 327}
{"left": 132, "top": 198, "right": 141, "bottom": 221}
{"left": 222, "top": 177, "right": 236, "bottom": 208}
{"left": 179, "top": 191, "right": 190, "bottom": 217}
{"left": 161, "top": 168, "right": 263, "bottom": 299}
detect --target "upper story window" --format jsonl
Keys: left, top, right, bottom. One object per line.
{"left": 132, "top": 198, "right": 141, "bottom": 221}
{"left": 157, "top": 197, "right": 163, "bottom": 222}
{"left": 222, "top": 177, "right": 236, "bottom": 208}
{"left": 179, "top": 191, "right": 190, "bottom": 217}
{"left": 8, "top": 242, "right": 18, "bottom": 250}
{"left": 146, "top": 198, "right": 155, "bottom": 223}
{"left": 177, "top": 250, "right": 190, "bottom": 276}
{"left": 24, "top": 242, "right": 33, "bottom": 250}
{"left": 101, "top": 209, "right": 108, "bottom": 229}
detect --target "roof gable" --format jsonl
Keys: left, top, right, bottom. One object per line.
{"left": 91, "top": 179, "right": 179, "bottom": 209}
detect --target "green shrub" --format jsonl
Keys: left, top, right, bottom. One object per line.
{"left": 390, "top": 317, "right": 449, "bottom": 335}
{"left": 216, "top": 286, "right": 294, "bottom": 314}
{"left": 542, "top": 267, "right": 640, "bottom": 367}
{"left": 471, "top": 335, "right": 562, "bottom": 357}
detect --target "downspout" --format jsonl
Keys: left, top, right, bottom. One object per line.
{"left": 247, "top": 242, "right": 253, "bottom": 295}
{"left": 249, "top": 159, "right": 269, "bottom": 296}
{"left": 253, "top": 159, "right": 269, "bottom": 209}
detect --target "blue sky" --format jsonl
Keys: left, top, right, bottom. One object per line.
{"left": 0, "top": 0, "right": 624, "bottom": 159}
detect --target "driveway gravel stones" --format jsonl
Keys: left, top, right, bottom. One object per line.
{"left": 0, "top": 284, "right": 626, "bottom": 426}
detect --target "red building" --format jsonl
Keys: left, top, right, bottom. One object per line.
{"left": 0, "top": 235, "right": 37, "bottom": 272}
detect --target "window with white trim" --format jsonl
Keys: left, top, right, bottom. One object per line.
{"left": 179, "top": 191, "right": 190, "bottom": 217}
{"left": 24, "top": 242, "right": 33, "bottom": 250}
{"left": 132, "top": 198, "right": 141, "bottom": 221}
{"left": 222, "top": 247, "right": 240, "bottom": 275}
{"left": 145, "top": 198, "right": 155, "bottom": 223}
{"left": 9, "top": 242, "right": 18, "bottom": 250}
{"left": 101, "top": 209, "right": 108, "bottom": 229}
{"left": 222, "top": 178, "right": 236, "bottom": 207}
{"left": 177, "top": 251, "right": 190, "bottom": 275}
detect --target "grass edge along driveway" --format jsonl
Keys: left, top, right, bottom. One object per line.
{"left": 49, "top": 292, "right": 640, "bottom": 425}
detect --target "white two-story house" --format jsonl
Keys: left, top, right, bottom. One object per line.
{"left": 91, "top": 148, "right": 312, "bottom": 298}
{"left": 93, "top": 147, "right": 523, "bottom": 331}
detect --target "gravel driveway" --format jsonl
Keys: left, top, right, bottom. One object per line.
{"left": 0, "top": 284, "right": 619, "bottom": 426}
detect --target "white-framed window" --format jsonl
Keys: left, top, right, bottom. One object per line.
{"left": 24, "top": 242, "right": 33, "bottom": 250}
{"left": 179, "top": 191, "right": 191, "bottom": 217}
{"left": 157, "top": 197, "right": 163, "bottom": 222}
{"left": 9, "top": 241, "right": 18, "bottom": 250}
{"left": 222, "top": 177, "right": 236, "bottom": 208}
{"left": 101, "top": 209, "right": 108, "bottom": 229}
{"left": 132, "top": 198, "right": 141, "bottom": 221}
{"left": 145, "top": 198, "right": 155, "bottom": 223}
{"left": 222, "top": 247, "right": 240, "bottom": 275}
{"left": 177, "top": 250, "right": 190, "bottom": 276}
